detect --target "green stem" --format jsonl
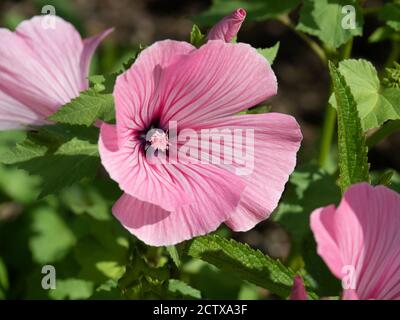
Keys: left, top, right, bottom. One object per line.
{"left": 367, "top": 120, "right": 400, "bottom": 148}
{"left": 318, "top": 105, "right": 337, "bottom": 167}
{"left": 277, "top": 15, "right": 327, "bottom": 64}
{"left": 317, "top": 39, "right": 353, "bottom": 168}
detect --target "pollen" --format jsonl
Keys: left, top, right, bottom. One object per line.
{"left": 146, "top": 129, "right": 169, "bottom": 152}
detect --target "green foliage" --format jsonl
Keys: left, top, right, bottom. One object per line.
{"left": 0, "top": 125, "right": 100, "bottom": 198}
{"left": 166, "top": 246, "right": 181, "bottom": 268}
{"left": 297, "top": 0, "right": 363, "bottom": 49}
{"left": 29, "top": 207, "right": 76, "bottom": 264}
{"left": 273, "top": 164, "right": 340, "bottom": 251}
{"left": 329, "top": 61, "right": 370, "bottom": 193}
{"left": 190, "top": 24, "right": 206, "bottom": 47}
{"left": 48, "top": 90, "right": 114, "bottom": 127}
{"left": 187, "top": 235, "right": 316, "bottom": 299}
{"left": 379, "top": 2, "right": 400, "bottom": 31}
{"left": 330, "top": 59, "right": 400, "bottom": 130}
{"left": 0, "top": 258, "right": 8, "bottom": 299}
{"left": 383, "top": 62, "right": 400, "bottom": 89}
{"left": 167, "top": 279, "right": 202, "bottom": 299}
{"left": 193, "top": 0, "right": 301, "bottom": 26}
{"left": 257, "top": 42, "right": 280, "bottom": 65}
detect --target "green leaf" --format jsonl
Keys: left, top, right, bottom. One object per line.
{"left": 192, "top": 0, "right": 301, "bottom": 26}
{"left": 368, "top": 26, "right": 400, "bottom": 43}
{"left": 167, "top": 279, "right": 202, "bottom": 299}
{"left": 187, "top": 235, "right": 316, "bottom": 299}
{"left": 329, "top": 59, "right": 400, "bottom": 130}
{"left": 190, "top": 24, "right": 206, "bottom": 47}
{"left": 379, "top": 3, "right": 400, "bottom": 31}
{"left": 48, "top": 89, "right": 114, "bottom": 126}
{"left": 273, "top": 164, "right": 341, "bottom": 250}
{"left": 29, "top": 207, "right": 76, "bottom": 264}
{"left": 297, "top": 0, "right": 363, "bottom": 48}
{"left": 49, "top": 278, "right": 94, "bottom": 300}
{"left": 0, "top": 257, "right": 8, "bottom": 299}
{"left": 166, "top": 246, "right": 181, "bottom": 268}
{"left": 328, "top": 61, "right": 369, "bottom": 193}
{"left": 376, "top": 170, "right": 395, "bottom": 187}
{"left": 257, "top": 42, "right": 280, "bottom": 65}
{"left": 1, "top": 125, "right": 100, "bottom": 198}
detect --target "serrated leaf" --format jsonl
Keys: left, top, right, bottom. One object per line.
{"left": 329, "top": 59, "right": 400, "bottom": 130}
{"left": 190, "top": 24, "right": 206, "bottom": 47}
{"left": 187, "top": 235, "right": 316, "bottom": 299}
{"left": 48, "top": 89, "right": 114, "bottom": 126}
{"left": 379, "top": 3, "right": 400, "bottom": 31}
{"left": 257, "top": 42, "right": 280, "bottom": 65}
{"left": 192, "top": 0, "right": 301, "bottom": 26}
{"left": 1, "top": 124, "right": 100, "bottom": 198}
{"left": 297, "top": 0, "right": 363, "bottom": 48}
{"left": 166, "top": 246, "right": 181, "bottom": 268}
{"left": 328, "top": 61, "right": 369, "bottom": 193}
{"left": 167, "top": 279, "right": 202, "bottom": 299}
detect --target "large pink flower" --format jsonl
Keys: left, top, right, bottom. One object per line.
{"left": 99, "top": 9, "right": 302, "bottom": 246}
{"left": 311, "top": 183, "right": 400, "bottom": 300}
{"left": 0, "top": 16, "right": 111, "bottom": 129}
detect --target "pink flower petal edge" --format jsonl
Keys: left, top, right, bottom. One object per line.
{"left": 208, "top": 8, "right": 246, "bottom": 42}
{"left": 0, "top": 15, "right": 112, "bottom": 130}
{"left": 310, "top": 183, "right": 400, "bottom": 300}
{"left": 99, "top": 9, "right": 301, "bottom": 246}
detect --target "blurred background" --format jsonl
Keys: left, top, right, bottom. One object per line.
{"left": 0, "top": 0, "right": 398, "bottom": 299}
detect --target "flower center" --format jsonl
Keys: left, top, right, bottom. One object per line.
{"left": 146, "top": 128, "right": 169, "bottom": 152}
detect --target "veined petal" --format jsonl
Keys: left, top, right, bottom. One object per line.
{"left": 99, "top": 122, "right": 245, "bottom": 214}
{"left": 112, "top": 159, "right": 245, "bottom": 246}
{"left": 157, "top": 40, "right": 277, "bottom": 129}
{"left": 178, "top": 113, "right": 301, "bottom": 230}
{"left": 114, "top": 40, "right": 195, "bottom": 142}
{"left": 310, "top": 183, "right": 400, "bottom": 300}
{"left": 0, "top": 16, "right": 109, "bottom": 129}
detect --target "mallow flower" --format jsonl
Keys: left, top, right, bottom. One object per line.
{"left": 99, "top": 9, "right": 302, "bottom": 246}
{"left": 0, "top": 16, "right": 111, "bottom": 130}
{"left": 311, "top": 183, "right": 400, "bottom": 300}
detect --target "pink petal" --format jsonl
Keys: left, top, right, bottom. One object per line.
{"left": 114, "top": 40, "right": 195, "bottom": 141}
{"left": 208, "top": 8, "right": 247, "bottom": 42}
{"left": 310, "top": 183, "right": 400, "bottom": 300}
{"left": 290, "top": 276, "right": 308, "bottom": 300}
{"left": 157, "top": 40, "right": 277, "bottom": 129}
{"left": 0, "top": 16, "right": 109, "bottom": 129}
{"left": 180, "top": 113, "right": 301, "bottom": 230}
{"left": 112, "top": 159, "right": 245, "bottom": 246}
{"left": 80, "top": 28, "right": 114, "bottom": 90}
{"left": 0, "top": 90, "right": 44, "bottom": 130}
{"left": 99, "top": 123, "right": 245, "bottom": 215}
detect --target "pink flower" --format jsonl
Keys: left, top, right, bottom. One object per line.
{"left": 311, "top": 183, "right": 400, "bottom": 300}
{"left": 208, "top": 8, "right": 246, "bottom": 42}
{"left": 0, "top": 16, "right": 112, "bottom": 130}
{"left": 290, "top": 276, "right": 308, "bottom": 300}
{"left": 99, "top": 10, "right": 302, "bottom": 246}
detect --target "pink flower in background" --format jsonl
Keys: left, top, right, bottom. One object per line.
{"left": 290, "top": 276, "right": 308, "bottom": 300}
{"left": 0, "top": 16, "right": 112, "bottom": 130}
{"left": 311, "top": 183, "right": 400, "bottom": 300}
{"left": 207, "top": 8, "right": 246, "bottom": 42}
{"left": 99, "top": 9, "right": 302, "bottom": 246}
